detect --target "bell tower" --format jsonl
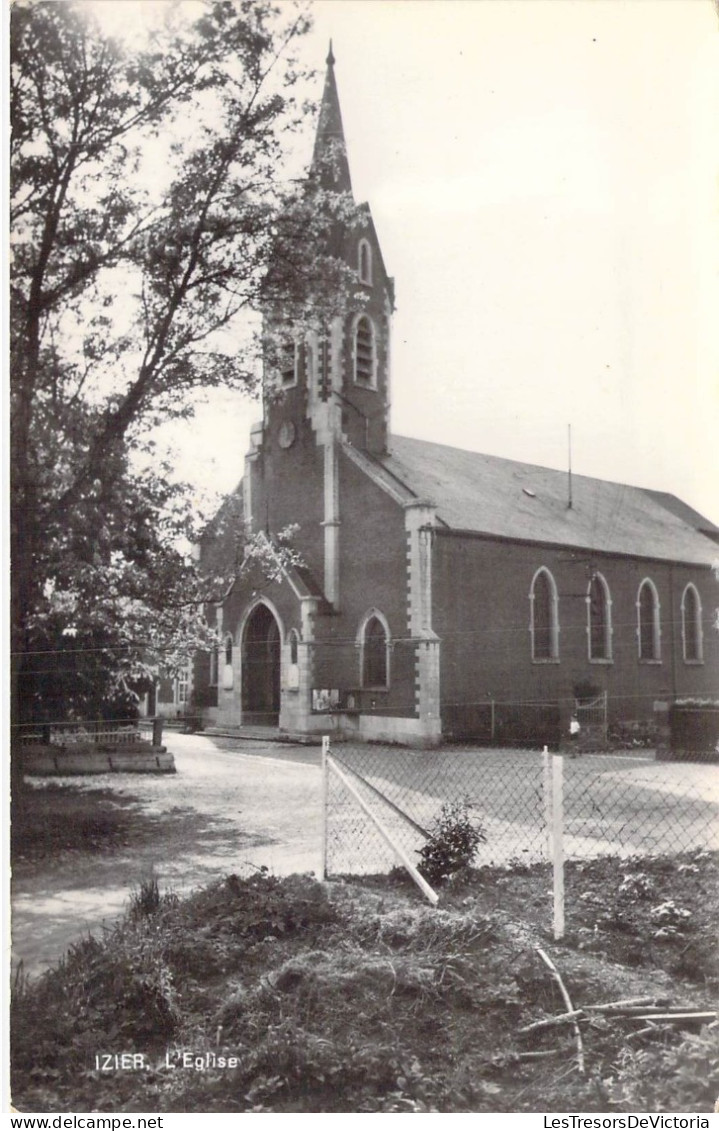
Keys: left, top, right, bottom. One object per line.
{"left": 263, "top": 44, "right": 394, "bottom": 457}
{"left": 248, "top": 46, "right": 395, "bottom": 608}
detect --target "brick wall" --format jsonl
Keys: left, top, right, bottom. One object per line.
{"left": 432, "top": 530, "right": 718, "bottom": 734}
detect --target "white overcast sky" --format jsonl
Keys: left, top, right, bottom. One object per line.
{"left": 103, "top": 1, "right": 719, "bottom": 524}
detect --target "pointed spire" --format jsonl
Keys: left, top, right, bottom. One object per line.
{"left": 311, "top": 42, "right": 353, "bottom": 195}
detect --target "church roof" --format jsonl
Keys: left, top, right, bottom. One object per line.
{"left": 197, "top": 480, "right": 245, "bottom": 581}
{"left": 381, "top": 435, "right": 719, "bottom": 567}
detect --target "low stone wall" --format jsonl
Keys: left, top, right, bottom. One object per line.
{"left": 20, "top": 743, "right": 175, "bottom": 775}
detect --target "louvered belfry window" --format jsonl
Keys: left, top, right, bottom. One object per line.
{"left": 280, "top": 340, "right": 296, "bottom": 387}
{"left": 354, "top": 316, "right": 374, "bottom": 385}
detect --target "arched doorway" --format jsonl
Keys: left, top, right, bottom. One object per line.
{"left": 242, "top": 604, "right": 281, "bottom": 726}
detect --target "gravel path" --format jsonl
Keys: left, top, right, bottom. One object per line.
{"left": 11, "top": 733, "right": 322, "bottom": 978}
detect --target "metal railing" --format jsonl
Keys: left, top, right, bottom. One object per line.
{"left": 13, "top": 717, "right": 163, "bottom": 747}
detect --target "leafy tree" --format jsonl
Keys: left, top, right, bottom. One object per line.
{"left": 10, "top": 0, "right": 360, "bottom": 773}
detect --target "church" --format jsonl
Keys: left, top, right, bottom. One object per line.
{"left": 183, "top": 49, "right": 718, "bottom": 747}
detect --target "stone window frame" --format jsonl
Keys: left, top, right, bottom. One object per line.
{"left": 586, "top": 571, "right": 613, "bottom": 663}
{"left": 636, "top": 578, "right": 662, "bottom": 663}
{"left": 681, "top": 582, "right": 704, "bottom": 664}
{"left": 358, "top": 608, "right": 391, "bottom": 690}
{"left": 358, "top": 238, "right": 373, "bottom": 285}
{"left": 529, "top": 566, "right": 560, "bottom": 663}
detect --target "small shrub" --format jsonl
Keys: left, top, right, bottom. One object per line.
{"left": 129, "top": 874, "right": 162, "bottom": 919}
{"left": 606, "top": 1024, "right": 719, "bottom": 1112}
{"left": 607, "top": 720, "right": 659, "bottom": 749}
{"left": 417, "top": 797, "right": 486, "bottom": 886}
{"left": 617, "top": 872, "right": 655, "bottom": 900}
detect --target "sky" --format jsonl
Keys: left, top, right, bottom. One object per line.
{"left": 98, "top": 1, "right": 719, "bottom": 524}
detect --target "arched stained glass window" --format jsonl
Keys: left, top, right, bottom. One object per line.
{"left": 682, "top": 584, "right": 703, "bottom": 662}
{"left": 588, "top": 573, "right": 612, "bottom": 661}
{"left": 637, "top": 580, "right": 660, "bottom": 661}
{"left": 362, "top": 614, "right": 388, "bottom": 688}
{"left": 530, "top": 568, "right": 559, "bottom": 661}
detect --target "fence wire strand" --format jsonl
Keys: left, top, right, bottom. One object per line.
{"left": 324, "top": 742, "right": 719, "bottom": 887}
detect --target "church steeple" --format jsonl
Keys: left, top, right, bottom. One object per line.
{"left": 311, "top": 42, "right": 353, "bottom": 194}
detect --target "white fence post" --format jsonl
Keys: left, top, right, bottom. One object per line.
{"left": 542, "top": 745, "right": 553, "bottom": 860}
{"left": 319, "top": 735, "right": 329, "bottom": 881}
{"left": 552, "top": 754, "right": 565, "bottom": 941}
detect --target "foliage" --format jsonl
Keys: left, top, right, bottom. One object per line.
{"left": 606, "top": 1024, "right": 719, "bottom": 1113}
{"left": 417, "top": 797, "right": 486, "bottom": 886}
{"left": 566, "top": 852, "right": 719, "bottom": 984}
{"left": 11, "top": 854, "right": 719, "bottom": 1113}
{"left": 10, "top": 0, "right": 362, "bottom": 728}
{"left": 607, "top": 719, "right": 658, "bottom": 750}
{"left": 129, "top": 874, "right": 163, "bottom": 920}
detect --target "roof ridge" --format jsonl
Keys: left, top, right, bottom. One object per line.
{"left": 384, "top": 434, "right": 717, "bottom": 564}
{"left": 390, "top": 433, "right": 680, "bottom": 501}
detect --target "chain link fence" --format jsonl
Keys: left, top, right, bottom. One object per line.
{"left": 324, "top": 743, "right": 549, "bottom": 876}
{"left": 323, "top": 740, "right": 719, "bottom": 906}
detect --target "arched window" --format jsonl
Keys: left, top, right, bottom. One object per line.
{"left": 360, "top": 612, "right": 389, "bottom": 688}
{"left": 209, "top": 646, "right": 219, "bottom": 687}
{"left": 587, "top": 572, "right": 612, "bottom": 661}
{"left": 682, "top": 584, "right": 703, "bottom": 663}
{"left": 530, "top": 568, "right": 559, "bottom": 661}
{"left": 353, "top": 315, "right": 376, "bottom": 387}
{"left": 358, "top": 239, "right": 372, "bottom": 285}
{"left": 288, "top": 629, "right": 299, "bottom": 665}
{"left": 637, "top": 579, "right": 661, "bottom": 662}
{"left": 225, "top": 635, "right": 233, "bottom": 666}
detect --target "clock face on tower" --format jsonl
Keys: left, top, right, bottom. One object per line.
{"left": 278, "top": 420, "right": 296, "bottom": 449}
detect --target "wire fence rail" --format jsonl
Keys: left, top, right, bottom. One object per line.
{"left": 321, "top": 737, "right": 719, "bottom": 933}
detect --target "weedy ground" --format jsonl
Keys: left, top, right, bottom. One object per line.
{"left": 11, "top": 847, "right": 719, "bottom": 1113}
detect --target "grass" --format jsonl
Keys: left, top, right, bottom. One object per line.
{"left": 11, "top": 782, "right": 140, "bottom": 860}
{"left": 10, "top": 852, "right": 719, "bottom": 1114}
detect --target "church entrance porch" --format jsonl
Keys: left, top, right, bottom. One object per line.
{"left": 241, "top": 603, "right": 281, "bottom": 726}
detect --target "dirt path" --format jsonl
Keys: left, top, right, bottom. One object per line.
{"left": 11, "top": 734, "right": 322, "bottom": 979}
